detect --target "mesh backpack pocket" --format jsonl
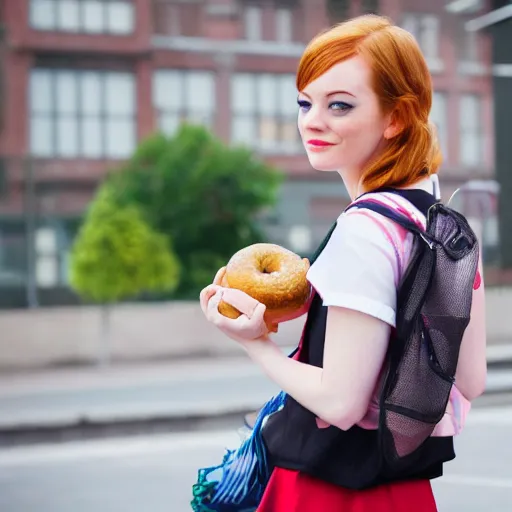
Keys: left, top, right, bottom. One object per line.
{"left": 349, "top": 200, "right": 479, "bottom": 470}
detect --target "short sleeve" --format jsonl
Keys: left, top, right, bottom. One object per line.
{"left": 307, "top": 211, "right": 401, "bottom": 327}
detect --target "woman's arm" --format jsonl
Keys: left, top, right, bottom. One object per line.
{"left": 244, "top": 305, "right": 390, "bottom": 431}
{"left": 454, "top": 253, "right": 487, "bottom": 400}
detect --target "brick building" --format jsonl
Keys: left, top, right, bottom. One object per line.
{"left": 0, "top": 0, "right": 496, "bottom": 305}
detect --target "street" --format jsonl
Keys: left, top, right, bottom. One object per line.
{"left": 1, "top": 355, "right": 511, "bottom": 433}
{"left": 1, "top": 405, "right": 512, "bottom": 512}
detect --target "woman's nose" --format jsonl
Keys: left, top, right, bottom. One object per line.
{"left": 302, "top": 106, "right": 327, "bottom": 131}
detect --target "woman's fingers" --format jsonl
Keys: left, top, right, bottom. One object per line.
{"left": 213, "top": 266, "right": 227, "bottom": 286}
{"left": 249, "top": 302, "right": 267, "bottom": 325}
{"left": 199, "top": 267, "right": 226, "bottom": 315}
{"left": 201, "top": 287, "right": 269, "bottom": 341}
{"left": 200, "top": 284, "right": 221, "bottom": 315}
{"left": 221, "top": 288, "right": 262, "bottom": 317}
{"left": 229, "top": 301, "right": 268, "bottom": 338}
{"left": 206, "top": 289, "right": 224, "bottom": 323}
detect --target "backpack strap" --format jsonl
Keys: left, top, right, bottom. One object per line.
{"left": 346, "top": 199, "right": 435, "bottom": 247}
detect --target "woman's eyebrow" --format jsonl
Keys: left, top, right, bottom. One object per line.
{"left": 298, "top": 90, "right": 357, "bottom": 99}
{"left": 326, "top": 90, "right": 356, "bottom": 98}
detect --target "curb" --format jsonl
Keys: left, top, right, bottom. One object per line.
{"left": 2, "top": 378, "right": 512, "bottom": 448}
{"left": 486, "top": 344, "right": 512, "bottom": 367}
{"left": 0, "top": 402, "right": 257, "bottom": 448}
{"left": 2, "top": 341, "right": 510, "bottom": 377}
{"left": 0, "top": 344, "right": 511, "bottom": 447}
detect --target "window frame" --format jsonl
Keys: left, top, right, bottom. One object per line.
{"left": 230, "top": 72, "right": 302, "bottom": 155}
{"left": 275, "top": 7, "right": 293, "bottom": 43}
{"left": 244, "top": 4, "right": 263, "bottom": 41}
{"left": 29, "top": 68, "right": 137, "bottom": 160}
{"left": 459, "top": 94, "right": 484, "bottom": 168}
{"left": 29, "top": 0, "right": 135, "bottom": 35}
{"left": 152, "top": 69, "right": 216, "bottom": 137}
{"left": 430, "top": 91, "right": 449, "bottom": 163}
{"left": 401, "top": 13, "right": 441, "bottom": 60}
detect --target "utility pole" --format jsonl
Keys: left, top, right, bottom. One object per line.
{"left": 0, "top": 18, "right": 5, "bottom": 134}
{"left": 24, "top": 156, "right": 39, "bottom": 308}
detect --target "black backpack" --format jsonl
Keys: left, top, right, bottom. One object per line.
{"left": 347, "top": 196, "right": 480, "bottom": 470}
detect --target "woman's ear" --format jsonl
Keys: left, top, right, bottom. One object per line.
{"left": 384, "top": 109, "right": 405, "bottom": 140}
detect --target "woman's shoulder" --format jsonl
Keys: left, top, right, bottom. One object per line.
{"left": 334, "top": 190, "right": 426, "bottom": 248}
{"left": 333, "top": 199, "right": 405, "bottom": 248}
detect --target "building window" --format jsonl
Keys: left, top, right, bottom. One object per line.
{"left": 29, "top": 0, "right": 135, "bottom": 35}
{"left": 231, "top": 73, "right": 301, "bottom": 154}
{"left": 35, "top": 227, "right": 60, "bottom": 288}
{"left": 29, "top": 69, "right": 136, "bottom": 159}
{"left": 244, "top": 5, "right": 262, "bottom": 41}
{"left": 153, "top": 70, "right": 215, "bottom": 136}
{"left": 430, "top": 92, "right": 448, "bottom": 161}
{"left": 152, "top": 2, "right": 202, "bottom": 37}
{"left": 327, "top": 0, "right": 350, "bottom": 22}
{"left": 275, "top": 7, "right": 293, "bottom": 42}
{"left": 459, "top": 95, "right": 483, "bottom": 167}
{"left": 462, "top": 27, "right": 479, "bottom": 62}
{"left": 401, "top": 14, "right": 440, "bottom": 60}
{"left": 361, "top": 0, "right": 379, "bottom": 14}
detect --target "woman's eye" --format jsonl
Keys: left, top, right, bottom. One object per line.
{"left": 329, "top": 101, "right": 353, "bottom": 112}
{"left": 297, "top": 100, "right": 311, "bottom": 111}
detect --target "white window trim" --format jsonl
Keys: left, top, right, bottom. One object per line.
{"left": 29, "top": 0, "right": 135, "bottom": 35}
{"left": 457, "top": 61, "right": 489, "bottom": 76}
{"left": 230, "top": 73, "right": 302, "bottom": 156}
{"left": 154, "top": 34, "right": 448, "bottom": 74}
{"left": 401, "top": 13, "right": 444, "bottom": 73}
{"left": 459, "top": 94, "right": 484, "bottom": 168}
{"left": 445, "top": 0, "right": 483, "bottom": 14}
{"left": 152, "top": 69, "right": 216, "bottom": 136}
{"left": 153, "top": 35, "right": 311, "bottom": 58}
{"left": 275, "top": 7, "right": 293, "bottom": 43}
{"left": 430, "top": 91, "right": 449, "bottom": 163}
{"left": 244, "top": 5, "right": 262, "bottom": 42}
{"left": 29, "top": 69, "right": 136, "bottom": 160}
{"left": 493, "top": 64, "right": 512, "bottom": 77}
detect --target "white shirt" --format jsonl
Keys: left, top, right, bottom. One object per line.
{"left": 307, "top": 178, "right": 437, "bottom": 327}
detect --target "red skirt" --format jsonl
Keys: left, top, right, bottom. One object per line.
{"left": 257, "top": 468, "right": 437, "bottom": 512}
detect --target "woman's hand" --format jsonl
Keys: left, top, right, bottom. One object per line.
{"left": 199, "top": 269, "right": 269, "bottom": 343}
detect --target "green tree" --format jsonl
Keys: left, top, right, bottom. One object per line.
{"left": 69, "top": 185, "right": 180, "bottom": 365}
{"left": 108, "top": 123, "right": 284, "bottom": 297}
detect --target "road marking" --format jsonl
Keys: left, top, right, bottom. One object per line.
{"left": 0, "top": 362, "right": 263, "bottom": 397}
{"left": 437, "top": 474, "right": 512, "bottom": 489}
{"left": 467, "top": 406, "right": 512, "bottom": 425}
{"left": 2, "top": 428, "right": 512, "bottom": 493}
{"left": 2, "top": 405, "right": 512, "bottom": 467}
{"left": 0, "top": 394, "right": 273, "bottom": 430}
{"left": 0, "top": 430, "right": 241, "bottom": 467}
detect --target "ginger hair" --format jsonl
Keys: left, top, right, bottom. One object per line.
{"left": 297, "top": 15, "right": 442, "bottom": 191}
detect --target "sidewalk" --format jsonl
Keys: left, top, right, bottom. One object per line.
{"left": 0, "top": 344, "right": 511, "bottom": 439}
{"left": 0, "top": 355, "right": 277, "bottom": 433}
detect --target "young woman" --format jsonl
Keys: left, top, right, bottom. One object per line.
{"left": 199, "top": 14, "right": 487, "bottom": 511}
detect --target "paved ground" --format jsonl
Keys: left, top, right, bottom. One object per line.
{"left": 0, "top": 357, "right": 279, "bottom": 435}
{"left": 1, "top": 405, "right": 512, "bottom": 512}
{"left": 1, "top": 353, "right": 512, "bottom": 433}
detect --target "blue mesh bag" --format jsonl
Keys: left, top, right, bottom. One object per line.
{"left": 191, "top": 391, "right": 287, "bottom": 511}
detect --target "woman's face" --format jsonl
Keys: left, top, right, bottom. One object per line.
{"left": 297, "top": 55, "right": 392, "bottom": 176}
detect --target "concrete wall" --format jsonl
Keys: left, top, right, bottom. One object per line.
{"left": 0, "top": 300, "right": 307, "bottom": 371}
{"left": 0, "top": 287, "right": 510, "bottom": 372}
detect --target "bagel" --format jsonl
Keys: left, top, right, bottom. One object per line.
{"left": 218, "top": 243, "right": 311, "bottom": 333}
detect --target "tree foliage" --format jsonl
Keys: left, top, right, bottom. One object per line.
{"left": 69, "top": 185, "right": 180, "bottom": 303}
{"left": 108, "top": 124, "right": 284, "bottom": 297}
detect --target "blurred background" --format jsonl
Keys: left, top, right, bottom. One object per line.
{"left": 1, "top": 0, "right": 512, "bottom": 511}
